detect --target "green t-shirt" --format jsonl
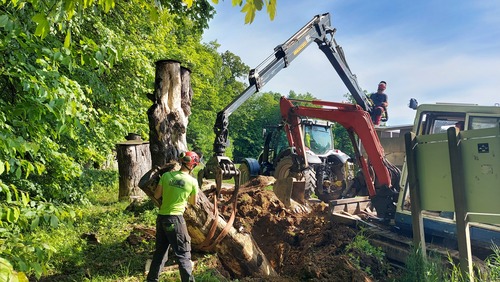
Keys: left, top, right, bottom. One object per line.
{"left": 158, "top": 171, "right": 199, "bottom": 215}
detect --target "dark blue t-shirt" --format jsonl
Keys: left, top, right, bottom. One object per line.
{"left": 370, "top": 93, "right": 388, "bottom": 107}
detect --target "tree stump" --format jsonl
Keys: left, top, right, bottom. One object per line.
{"left": 116, "top": 134, "right": 151, "bottom": 201}
{"left": 147, "top": 60, "right": 193, "bottom": 167}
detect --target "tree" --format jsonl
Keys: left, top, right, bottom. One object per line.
{"left": 0, "top": 0, "right": 278, "bottom": 276}
{"left": 0, "top": 0, "right": 218, "bottom": 201}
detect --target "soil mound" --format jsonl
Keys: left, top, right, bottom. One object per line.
{"left": 216, "top": 176, "right": 395, "bottom": 281}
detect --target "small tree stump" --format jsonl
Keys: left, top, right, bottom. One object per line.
{"left": 116, "top": 136, "right": 151, "bottom": 201}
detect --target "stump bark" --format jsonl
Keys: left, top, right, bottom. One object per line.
{"left": 140, "top": 59, "right": 277, "bottom": 279}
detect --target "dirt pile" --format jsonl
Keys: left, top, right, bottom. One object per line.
{"left": 215, "top": 176, "right": 395, "bottom": 282}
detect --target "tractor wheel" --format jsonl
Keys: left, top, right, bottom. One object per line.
{"left": 315, "top": 164, "right": 346, "bottom": 202}
{"left": 239, "top": 162, "right": 251, "bottom": 185}
{"left": 274, "top": 156, "right": 316, "bottom": 199}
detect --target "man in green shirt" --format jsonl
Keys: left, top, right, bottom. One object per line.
{"left": 146, "top": 151, "right": 200, "bottom": 282}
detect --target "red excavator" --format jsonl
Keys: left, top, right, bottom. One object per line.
{"left": 198, "top": 12, "right": 400, "bottom": 220}
{"left": 275, "top": 97, "right": 400, "bottom": 219}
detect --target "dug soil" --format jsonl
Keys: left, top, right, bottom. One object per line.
{"left": 209, "top": 176, "right": 402, "bottom": 282}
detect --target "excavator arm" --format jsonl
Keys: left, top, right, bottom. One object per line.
{"left": 200, "top": 12, "right": 397, "bottom": 219}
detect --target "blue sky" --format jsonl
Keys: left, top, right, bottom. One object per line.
{"left": 202, "top": 1, "right": 500, "bottom": 125}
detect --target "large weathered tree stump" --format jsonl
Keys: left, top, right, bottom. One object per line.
{"left": 116, "top": 134, "right": 150, "bottom": 201}
{"left": 147, "top": 60, "right": 193, "bottom": 167}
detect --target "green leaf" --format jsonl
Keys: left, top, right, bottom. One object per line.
{"left": 7, "top": 207, "right": 20, "bottom": 223}
{"left": 253, "top": 0, "right": 263, "bottom": 11}
{"left": 95, "top": 50, "right": 104, "bottom": 61}
{"left": 64, "top": 29, "right": 71, "bottom": 48}
{"left": 241, "top": 2, "right": 256, "bottom": 24}
{"left": 17, "top": 272, "right": 29, "bottom": 282}
{"left": 58, "top": 124, "right": 67, "bottom": 135}
{"left": 104, "top": 0, "right": 115, "bottom": 13}
{"left": 50, "top": 215, "right": 59, "bottom": 228}
{"left": 0, "top": 258, "right": 15, "bottom": 282}
{"left": 35, "top": 163, "right": 45, "bottom": 175}
{"left": 64, "top": 1, "right": 76, "bottom": 20}
{"left": 0, "top": 161, "right": 4, "bottom": 175}
{"left": 31, "top": 262, "right": 43, "bottom": 279}
{"left": 0, "top": 14, "right": 9, "bottom": 28}
{"left": 183, "top": 0, "right": 193, "bottom": 8}
{"left": 267, "top": 0, "right": 276, "bottom": 21}
{"left": 21, "top": 190, "right": 30, "bottom": 206}
{"left": 32, "top": 14, "right": 50, "bottom": 39}
{"left": 31, "top": 216, "right": 40, "bottom": 230}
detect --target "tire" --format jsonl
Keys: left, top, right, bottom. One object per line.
{"left": 239, "top": 158, "right": 260, "bottom": 186}
{"left": 239, "top": 162, "right": 251, "bottom": 185}
{"left": 274, "top": 155, "right": 316, "bottom": 200}
{"left": 315, "top": 162, "right": 346, "bottom": 202}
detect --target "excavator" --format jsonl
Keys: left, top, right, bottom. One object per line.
{"left": 275, "top": 97, "right": 400, "bottom": 218}
{"left": 198, "top": 12, "right": 400, "bottom": 220}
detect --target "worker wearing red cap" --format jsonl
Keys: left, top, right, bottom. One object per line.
{"left": 147, "top": 151, "right": 200, "bottom": 282}
{"left": 369, "top": 81, "right": 389, "bottom": 125}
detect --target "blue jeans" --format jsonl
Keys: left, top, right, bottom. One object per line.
{"left": 146, "top": 215, "right": 194, "bottom": 282}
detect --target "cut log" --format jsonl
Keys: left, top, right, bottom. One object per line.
{"left": 186, "top": 189, "right": 277, "bottom": 278}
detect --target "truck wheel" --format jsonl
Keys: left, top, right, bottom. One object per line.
{"left": 274, "top": 156, "right": 316, "bottom": 199}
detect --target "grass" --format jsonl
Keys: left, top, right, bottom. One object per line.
{"left": 21, "top": 170, "right": 227, "bottom": 282}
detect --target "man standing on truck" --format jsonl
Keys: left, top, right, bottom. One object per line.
{"left": 370, "top": 81, "right": 389, "bottom": 125}
{"left": 146, "top": 151, "right": 200, "bottom": 282}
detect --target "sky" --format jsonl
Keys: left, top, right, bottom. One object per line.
{"left": 202, "top": 1, "right": 500, "bottom": 125}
